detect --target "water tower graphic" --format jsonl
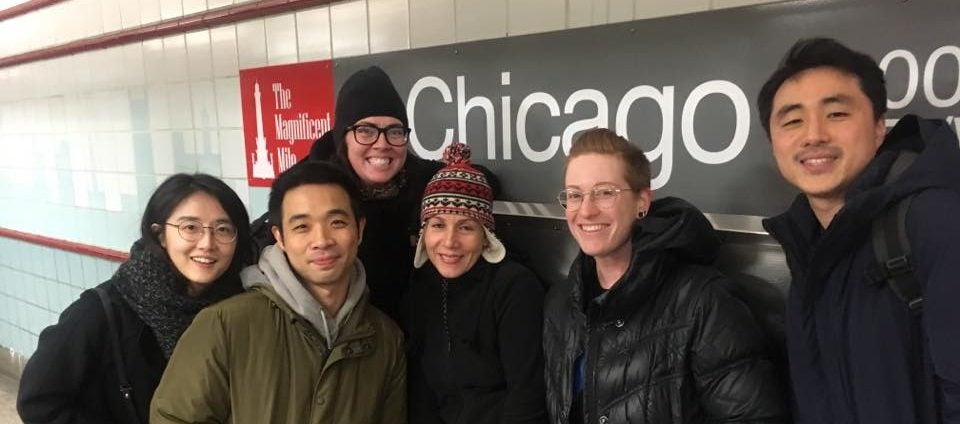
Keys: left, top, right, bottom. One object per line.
{"left": 251, "top": 81, "right": 275, "bottom": 179}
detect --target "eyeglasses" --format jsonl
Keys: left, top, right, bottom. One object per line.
{"left": 346, "top": 124, "right": 411, "bottom": 146}
{"left": 557, "top": 185, "right": 636, "bottom": 211}
{"left": 164, "top": 220, "right": 238, "bottom": 244}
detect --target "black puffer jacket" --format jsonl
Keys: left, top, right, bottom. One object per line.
{"left": 543, "top": 197, "right": 787, "bottom": 424}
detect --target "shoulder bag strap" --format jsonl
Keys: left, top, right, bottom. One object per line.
{"left": 93, "top": 286, "right": 142, "bottom": 424}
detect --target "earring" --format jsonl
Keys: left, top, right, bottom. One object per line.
{"left": 638, "top": 210, "right": 647, "bottom": 219}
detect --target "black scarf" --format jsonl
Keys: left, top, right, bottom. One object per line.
{"left": 112, "top": 240, "right": 242, "bottom": 358}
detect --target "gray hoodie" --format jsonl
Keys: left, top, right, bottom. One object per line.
{"left": 240, "top": 245, "right": 367, "bottom": 348}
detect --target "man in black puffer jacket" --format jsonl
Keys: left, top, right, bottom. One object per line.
{"left": 544, "top": 129, "right": 787, "bottom": 424}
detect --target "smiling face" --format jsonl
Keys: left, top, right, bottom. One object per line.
{"left": 423, "top": 214, "right": 487, "bottom": 279}
{"left": 564, "top": 153, "right": 650, "bottom": 264}
{"left": 345, "top": 115, "right": 408, "bottom": 185}
{"left": 769, "top": 66, "right": 885, "bottom": 207}
{"left": 159, "top": 192, "right": 237, "bottom": 295}
{"left": 272, "top": 184, "right": 365, "bottom": 290}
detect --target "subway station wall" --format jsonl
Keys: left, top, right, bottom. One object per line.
{"left": 0, "top": 0, "right": 793, "bottom": 364}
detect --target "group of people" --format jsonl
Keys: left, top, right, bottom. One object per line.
{"left": 14, "top": 36, "right": 959, "bottom": 424}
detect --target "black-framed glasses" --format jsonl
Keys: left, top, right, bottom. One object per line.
{"left": 557, "top": 185, "right": 637, "bottom": 211}
{"left": 346, "top": 124, "right": 411, "bottom": 146}
{"left": 164, "top": 220, "right": 238, "bottom": 244}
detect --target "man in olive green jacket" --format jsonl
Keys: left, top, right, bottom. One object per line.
{"left": 151, "top": 161, "right": 406, "bottom": 424}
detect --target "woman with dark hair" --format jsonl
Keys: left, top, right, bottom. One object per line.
{"left": 17, "top": 173, "right": 252, "bottom": 424}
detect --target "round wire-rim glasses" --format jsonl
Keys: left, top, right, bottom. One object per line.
{"left": 164, "top": 220, "right": 238, "bottom": 244}
{"left": 556, "top": 185, "right": 637, "bottom": 211}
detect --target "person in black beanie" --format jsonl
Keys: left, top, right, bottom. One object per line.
{"left": 253, "top": 65, "right": 498, "bottom": 321}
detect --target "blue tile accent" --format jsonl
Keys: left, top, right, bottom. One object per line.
{"left": 66, "top": 254, "right": 84, "bottom": 289}
{"left": 248, "top": 186, "right": 270, "bottom": 219}
{"left": 80, "top": 256, "right": 99, "bottom": 288}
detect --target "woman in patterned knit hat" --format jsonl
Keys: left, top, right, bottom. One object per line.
{"left": 404, "top": 142, "right": 547, "bottom": 424}
{"left": 18, "top": 174, "right": 251, "bottom": 424}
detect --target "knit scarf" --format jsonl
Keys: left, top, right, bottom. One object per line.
{"left": 112, "top": 240, "right": 242, "bottom": 358}
{"left": 360, "top": 168, "right": 407, "bottom": 200}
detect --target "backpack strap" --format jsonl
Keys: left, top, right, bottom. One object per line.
{"left": 869, "top": 150, "right": 924, "bottom": 313}
{"left": 93, "top": 286, "right": 142, "bottom": 424}
{"left": 870, "top": 193, "right": 922, "bottom": 312}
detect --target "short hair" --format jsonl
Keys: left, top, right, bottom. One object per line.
{"left": 268, "top": 160, "right": 365, "bottom": 231}
{"left": 566, "top": 128, "right": 651, "bottom": 190}
{"left": 140, "top": 173, "right": 252, "bottom": 274}
{"left": 757, "top": 37, "right": 887, "bottom": 136}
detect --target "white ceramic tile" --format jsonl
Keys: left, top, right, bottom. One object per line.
{"left": 48, "top": 97, "right": 66, "bottom": 134}
{"left": 101, "top": 0, "right": 123, "bottom": 33}
{"left": 167, "top": 82, "right": 194, "bottom": 129}
{"left": 296, "top": 7, "right": 332, "bottom": 61}
{"left": 120, "top": 0, "right": 142, "bottom": 29}
{"left": 236, "top": 19, "right": 268, "bottom": 69}
{"left": 507, "top": 0, "right": 564, "bottom": 36}
{"left": 191, "top": 80, "right": 218, "bottom": 129}
{"left": 186, "top": 30, "right": 213, "bottom": 80}
{"left": 104, "top": 89, "right": 132, "bottom": 131}
{"left": 68, "top": 135, "right": 92, "bottom": 171}
{"left": 114, "top": 133, "right": 136, "bottom": 173}
{"left": 330, "top": 0, "right": 370, "bottom": 58}
{"left": 456, "top": 0, "right": 506, "bottom": 42}
{"left": 409, "top": 0, "right": 454, "bottom": 48}
{"left": 122, "top": 42, "right": 146, "bottom": 87}
{"left": 183, "top": 0, "right": 207, "bottom": 15}
{"left": 214, "top": 77, "right": 242, "bottom": 128}
{"left": 139, "top": 0, "right": 161, "bottom": 25}
{"left": 146, "top": 84, "right": 171, "bottom": 130}
{"left": 71, "top": 171, "right": 93, "bottom": 208}
{"left": 163, "top": 35, "right": 189, "bottom": 83}
{"left": 150, "top": 131, "right": 175, "bottom": 174}
{"left": 566, "top": 0, "right": 593, "bottom": 28}
{"left": 160, "top": 0, "right": 183, "bottom": 20}
{"left": 607, "top": 0, "right": 633, "bottom": 23}
{"left": 179, "top": 130, "right": 197, "bottom": 156}
{"left": 218, "top": 129, "right": 246, "bottom": 179}
{"left": 223, "top": 178, "right": 251, "bottom": 211}
{"left": 76, "top": 0, "right": 104, "bottom": 39}
{"left": 142, "top": 39, "right": 165, "bottom": 84}
{"left": 210, "top": 25, "right": 240, "bottom": 77}
{"left": 636, "top": 0, "right": 709, "bottom": 19}
{"left": 712, "top": 0, "right": 780, "bottom": 8}
{"left": 71, "top": 54, "right": 94, "bottom": 93}
{"left": 93, "top": 136, "right": 119, "bottom": 173}
{"left": 207, "top": 0, "right": 232, "bottom": 8}
{"left": 265, "top": 14, "right": 299, "bottom": 65}
{"left": 100, "top": 47, "right": 126, "bottom": 90}
{"left": 369, "top": 0, "right": 409, "bottom": 53}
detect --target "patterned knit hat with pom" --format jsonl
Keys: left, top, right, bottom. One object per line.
{"left": 413, "top": 142, "right": 506, "bottom": 268}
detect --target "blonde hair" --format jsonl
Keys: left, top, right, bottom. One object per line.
{"left": 566, "top": 128, "right": 651, "bottom": 190}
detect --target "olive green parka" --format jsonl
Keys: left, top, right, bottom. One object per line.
{"left": 150, "top": 282, "right": 406, "bottom": 423}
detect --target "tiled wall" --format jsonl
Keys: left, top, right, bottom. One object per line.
{"left": 0, "top": 0, "right": 793, "bottom": 364}
{"left": 0, "top": 237, "right": 119, "bottom": 359}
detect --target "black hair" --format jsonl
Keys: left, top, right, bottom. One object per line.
{"left": 268, "top": 160, "right": 365, "bottom": 232}
{"left": 140, "top": 173, "right": 252, "bottom": 276}
{"left": 757, "top": 37, "right": 887, "bottom": 136}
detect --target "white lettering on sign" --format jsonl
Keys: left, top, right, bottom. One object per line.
{"left": 881, "top": 45, "right": 960, "bottom": 110}
{"left": 407, "top": 73, "right": 749, "bottom": 190}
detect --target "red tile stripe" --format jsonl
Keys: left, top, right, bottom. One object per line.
{"left": 0, "top": 226, "right": 127, "bottom": 262}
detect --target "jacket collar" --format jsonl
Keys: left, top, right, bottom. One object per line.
{"left": 567, "top": 197, "right": 720, "bottom": 319}
{"left": 763, "top": 115, "right": 960, "bottom": 299}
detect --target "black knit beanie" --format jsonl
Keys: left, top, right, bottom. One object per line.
{"left": 335, "top": 66, "right": 408, "bottom": 132}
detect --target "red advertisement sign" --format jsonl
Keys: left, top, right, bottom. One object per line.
{"left": 240, "top": 60, "right": 335, "bottom": 187}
